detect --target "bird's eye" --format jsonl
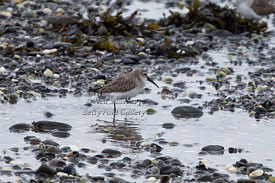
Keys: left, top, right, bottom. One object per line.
{"left": 143, "top": 72, "right": 147, "bottom": 76}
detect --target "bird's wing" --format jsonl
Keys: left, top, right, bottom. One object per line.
{"left": 99, "top": 75, "right": 138, "bottom": 94}
{"left": 251, "top": 0, "right": 275, "bottom": 15}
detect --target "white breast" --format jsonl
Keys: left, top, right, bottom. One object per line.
{"left": 107, "top": 83, "right": 145, "bottom": 101}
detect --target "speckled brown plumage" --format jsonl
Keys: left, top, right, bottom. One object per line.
{"left": 98, "top": 68, "right": 146, "bottom": 96}
{"left": 251, "top": 0, "right": 275, "bottom": 15}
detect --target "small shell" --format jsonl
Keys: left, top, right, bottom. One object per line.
{"left": 225, "top": 163, "right": 233, "bottom": 170}
{"left": 57, "top": 172, "right": 68, "bottom": 177}
{"left": 140, "top": 142, "right": 150, "bottom": 147}
{"left": 186, "top": 41, "right": 194, "bottom": 46}
{"left": 228, "top": 167, "right": 238, "bottom": 173}
{"left": 147, "top": 177, "right": 157, "bottom": 183}
{"left": 249, "top": 169, "right": 264, "bottom": 177}
{"left": 42, "top": 49, "right": 57, "bottom": 54}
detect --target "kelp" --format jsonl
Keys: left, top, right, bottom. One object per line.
{"left": 159, "top": 0, "right": 267, "bottom": 34}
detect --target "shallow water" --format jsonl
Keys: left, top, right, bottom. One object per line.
{"left": 1, "top": 46, "right": 274, "bottom": 181}
{"left": 1, "top": 0, "right": 275, "bottom": 182}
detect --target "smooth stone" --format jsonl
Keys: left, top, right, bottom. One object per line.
{"left": 213, "top": 172, "right": 230, "bottom": 180}
{"left": 171, "top": 106, "right": 203, "bottom": 118}
{"left": 173, "top": 82, "right": 186, "bottom": 89}
{"left": 43, "top": 140, "right": 59, "bottom": 147}
{"left": 44, "top": 112, "right": 54, "bottom": 118}
{"left": 160, "top": 175, "right": 170, "bottom": 183}
{"left": 9, "top": 123, "right": 30, "bottom": 133}
{"left": 36, "top": 164, "right": 57, "bottom": 176}
{"left": 197, "top": 174, "right": 213, "bottom": 182}
{"left": 51, "top": 131, "right": 71, "bottom": 138}
{"left": 109, "top": 177, "right": 130, "bottom": 183}
{"left": 101, "top": 149, "right": 122, "bottom": 158}
{"left": 91, "top": 176, "right": 105, "bottom": 181}
{"left": 123, "top": 59, "right": 138, "bottom": 65}
{"left": 46, "top": 146, "right": 61, "bottom": 154}
{"left": 208, "top": 29, "right": 234, "bottom": 37}
{"left": 31, "top": 121, "right": 72, "bottom": 132}
{"left": 62, "top": 165, "right": 78, "bottom": 176}
{"left": 124, "top": 54, "right": 140, "bottom": 61}
{"left": 14, "top": 170, "right": 35, "bottom": 176}
{"left": 160, "top": 166, "right": 183, "bottom": 176}
{"left": 162, "top": 123, "right": 175, "bottom": 129}
{"left": 142, "top": 159, "right": 152, "bottom": 167}
{"left": 29, "top": 137, "right": 41, "bottom": 145}
{"left": 49, "top": 158, "right": 66, "bottom": 167}
{"left": 237, "top": 179, "right": 256, "bottom": 183}
{"left": 140, "top": 99, "right": 158, "bottom": 105}
{"left": 201, "top": 145, "right": 225, "bottom": 155}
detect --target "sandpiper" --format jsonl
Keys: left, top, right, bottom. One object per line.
{"left": 98, "top": 68, "right": 159, "bottom": 125}
{"left": 235, "top": 0, "right": 275, "bottom": 20}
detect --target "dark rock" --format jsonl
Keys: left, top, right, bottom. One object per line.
{"left": 201, "top": 145, "right": 225, "bottom": 155}
{"left": 171, "top": 106, "right": 203, "bottom": 118}
{"left": 162, "top": 123, "right": 175, "bottom": 129}
{"left": 173, "top": 82, "right": 186, "bottom": 89}
{"left": 197, "top": 174, "right": 213, "bottom": 182}
{"left": 14, "top": 170, "right": 35, "bottom": 176}
{"left": 160, "top": 166, "right": 183, "bottom": 176}
{"left": 109, "top": 177, "right": 130, "bottom": 183}
{"left": 62, "top": 164, "right": 78, "bottom": 176}
{"left": 87, "top": 156, "right": 98, "bottom": 164}
{"left": 31, "top": 121, "right": 72, "bottom": 132}
{"left": 9, "top": 123, "right": 30, "bottom": 133}
{"left": 123, "top": 58, "right": 138, "bottom": 65}
{"left": 43, "top": 140, "right": 59, "bottom": 147}
{"left": 213, "top": 172, "right": 229, "bottom": 180}
{"left": 209, "top": 29, "right": 234, "bottom": 37}
{"left": 49, "top": 158, "right": 66, "bottom": 167}
{"left": 91, "top": 176, "right": 105, "bottom": 181}
{"left": 44, "top": 112, "right": 54, "bottom": 118}
{"left": 140, "top": 99, "right": 158, "bottom": 105}
{"left": 102, "top": 149, "right": 122, "bottom": 158}
{"left": 124, "top": 54, "right": 140, "bottom": 61}
{"left": 237, "top": 179, "right": 256, "bottom": 183}
{"left": 36, "top": 164, "right": 57, "bottom": 176}
{"left": 51, "top": 131, "right": 71, "bottom": 138}
{"left": 228, "top": 147, "right": 238, "bottom": 153}
{"left": 147, "top": 166, "right": 160, "bottom": 174}
{"left": 142, "top": 159, "right": 152, "bottom": 167}
{"left": 160, "top": 175, "right": 170, "bottom": 183}
{"left": 8, "top": 94, "right": 18, "bottom": 104}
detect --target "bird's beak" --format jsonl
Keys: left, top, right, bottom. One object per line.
{"left": 146, "top": 76, "right": 159, "bottom": 88}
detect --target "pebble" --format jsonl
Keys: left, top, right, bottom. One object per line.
{"left": 101, "top": 149, "right": 122, "bottom": 158}
{"left": 201, "top": 145, "right": 225, "bottom": 155}
{"left": 171, "top": 106, "right": 203, "bottom": 118}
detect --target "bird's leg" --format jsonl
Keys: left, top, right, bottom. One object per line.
{"left": 113, "top": 102, "right": 116, "bottom": 126}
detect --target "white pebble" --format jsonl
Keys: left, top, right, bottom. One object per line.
{"left": 0, "top": 11, "right": 12, "bottom": 18}
{"left": 43, "top": 69, "right": 53, "bottom": 77}
{"left": 147, "top": 177, "right": 157, "bottom": 183}
{"left": 0, "top": 66, "right": 6, "bottom": 73}
{"left": 43, "top": 8, "right": 52, "bottom": 15}
{"left": 42, "top": 48, "right": 57, "bottom": 54}
{"left": 53, "top": 74, "right": 60, "bottom": 78}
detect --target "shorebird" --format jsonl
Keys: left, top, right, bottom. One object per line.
{"left": 235, "top": 0, "right": 275, "bottom": 20}
{"left": 98, "top": 68, "right": 159, "bottom": 125}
